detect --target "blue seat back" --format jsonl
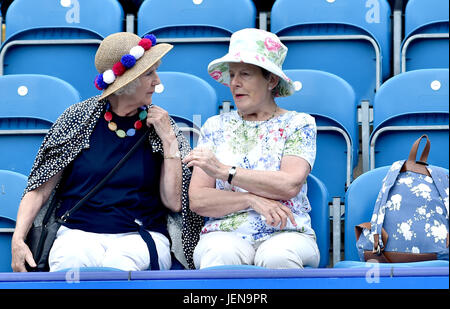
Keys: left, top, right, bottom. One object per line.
{"left": 154, "top": 71, "right": 217, "bottom": 148}
{"left": 2, "top": 0, "right": 124, "bottom": 100}
{"left": 4, "top": 0, "right": 123, "bottom": 39}
{"left": 402, "top": 0, "right": 449, "bottom": 72}
{"left": 371, "top": 69, "right": 449, "bottom": 169}
{"left": 277, "top": 69, "right": 357, "bottom": 201}
{"left": 271, "top": 0, "right": 391, "bottom": 105}
{"left": 344, "top": 166, "right": 390, "bottom": 261}
{"left": 0, "top": 74, "right": 80, "bottom": 175}
{"left": 307, "top": 174, "right": 330, "bottom": 268}
{"left": 137, "top": 0, "right": 256, "bottom": 109}
{"left": 0, "top": 170, "right": 28, "bottom": 272}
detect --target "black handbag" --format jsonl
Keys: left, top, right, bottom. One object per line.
{"left": 26, "top": 129, "right": 150, "bottom": 272}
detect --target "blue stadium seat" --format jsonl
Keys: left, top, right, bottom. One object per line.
{"left": 334, "top": 166, "right": 449, "bottom": 268}
{"left": 0, "top": 74, "right": 80, "bottom": 176}
{"left": 401, "top": 0, "right": 449, "bottom": 73}
{"left": 0, "top": 170, "right": 28, "bottom": 272}
{"left": 137, "top": 0, "right": 256, "bottom": 111}
{"left": 307, "top": 174, "right": 330, "bottom": 268}
{"left": 341, "top": 166, "right": 389, "bottom": 262}
{"left": 277, "top": 69, "right": 356, "bottom": 265}
{"left": 154, "top": 71, "right": 218, "bottom": 148}
{"left": 271, "top": 0, "right": 392, "bottom": 107}
{"left": 369, "top": 69, "right": 449, "bottom": 170}
{"left": 277, "top": 69, "right": 357, "bottom": 201}
{"left": 0, "top": 0, "right": 124, "bottom": 100}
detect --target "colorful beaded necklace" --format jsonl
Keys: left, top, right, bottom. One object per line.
{"left": 104, "top": 102, "right": 147, "bottom": 138}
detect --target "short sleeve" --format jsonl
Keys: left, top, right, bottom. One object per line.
{"left": 283, "top": 113, "right": 317, "bottom": 169}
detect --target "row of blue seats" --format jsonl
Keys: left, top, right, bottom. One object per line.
{"left": 0, "top": 0, "right": 448, "bottom": 268}
{"left": 0, "top": 0, "right": 447, "bottom": 177}
{"left": 0, "top": 0, "right": 431, "bottom": 18}
{"left": 0, "top": 0, "right": 448, "bottom": 105}
{"left": 1, "top": 69, "right": 448, "bottom": 201}
{"left": 0, "top": 0, "right": 422, "bottom": 16}
{"left": 1, "top": 165, "right": 448, "bottom": 272}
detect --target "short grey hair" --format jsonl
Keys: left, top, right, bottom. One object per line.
{"left": 113, "top": 77, "right": 142, "bottom": 96}
{"left": 261, "top": 67, "right": 280, "bottom": 97}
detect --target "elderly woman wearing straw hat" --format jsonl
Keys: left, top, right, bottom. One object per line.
{"left": 11, "top": 32, "right": 203, "bottom": 272}
{"left": 183, "top": 28, "right": 320, "bottom": 269}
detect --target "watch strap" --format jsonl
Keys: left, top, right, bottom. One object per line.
{"left": 227, "top": 166, "right": 237, "bottom": 184}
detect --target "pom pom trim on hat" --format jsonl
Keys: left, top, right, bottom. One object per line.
{"left": 130, "top": 45, "right": 145, "bottom": 60}
{"left": 102, "top": 69, "right": 116, "bottom": 84}
{"left": 138, "top": 38, "right": 152, "bottom": 50}
{"left": 121, "top": 54, "right": 136, "bottom": 68}
{"left": 144, "top": 34, "right": 157, "bottom": 46}
{"left": 94, "top": 34, "right": 157, "bottom": 91}
{"left": 94, "top": 77, "right": 103, "bottom": 90}
{"left": 112, "top": 61, "right": 126, "bottom": 76}
{"left": 95, "top": 74, "right": 108, "bottom": 90}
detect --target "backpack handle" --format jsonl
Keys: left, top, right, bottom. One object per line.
{"left": 400, "top": 134, "right": 431, "bottom": 176}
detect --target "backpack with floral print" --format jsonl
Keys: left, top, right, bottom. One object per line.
{"left": 356, "top": 135, "right": 449, "bottom": 263}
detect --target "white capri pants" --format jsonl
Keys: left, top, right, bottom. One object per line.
{"left": 193, "top": 231, "right": 320, "bottom": 269}
{"left": 48, "top": 225, "right": 172, "bottom": 272}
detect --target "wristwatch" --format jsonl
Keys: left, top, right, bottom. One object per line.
{"left": 227, "top": 166, "right": 237, "bottom": 184}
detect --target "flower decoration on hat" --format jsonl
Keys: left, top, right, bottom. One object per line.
{"left": 94, "top": 34, "right": 157, "bottom": 91}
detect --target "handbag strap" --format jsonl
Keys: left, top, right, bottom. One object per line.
{"left": 400, "top": 134, "right": 431, "bottom": 176}
{"left": 59, "top": 128, "right": 150, "bottom": 223}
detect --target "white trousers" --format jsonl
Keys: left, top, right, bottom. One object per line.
{"left": 48, "top": 225, "right": 172, "bottom": 272}
{"left": 193, "top": 231, "right": 320, "bottom": 269}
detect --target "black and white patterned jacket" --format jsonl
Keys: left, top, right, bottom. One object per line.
{"left": 24, "top": 95, "right": 203, "bottom": 269}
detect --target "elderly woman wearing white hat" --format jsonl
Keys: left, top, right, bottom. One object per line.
{"left": 11, "top": 32, "right": 203, "bottom": 272}
{"left": 183, "top": 28, "right": 320, "bottom": 269}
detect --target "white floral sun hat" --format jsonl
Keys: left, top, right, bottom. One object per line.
{"left": 208, "top": 28, "right": 295, "bottom": 97}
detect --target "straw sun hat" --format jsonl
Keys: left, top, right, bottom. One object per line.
{"left": 208, "top": 28, "right": 295, "bottom": 97}
{"left": 94, "top": 32, "right": 173, "bottom": 100}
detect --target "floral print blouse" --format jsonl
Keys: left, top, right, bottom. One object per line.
{"left": 197, "top": 110, "right": 317, "bottom": 243}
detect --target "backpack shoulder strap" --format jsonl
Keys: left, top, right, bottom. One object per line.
{"left": 370, "top": 160, "right": 404, "bottom": 249}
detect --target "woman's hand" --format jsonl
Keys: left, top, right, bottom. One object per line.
{"left": 146, "top": 105, "right": 176, "bottom": 147}
{"left": 146, "top": 105, "right": 182, "bottom": 212}
{"left": 182, "top": 147, "right": 228, "bottom": 180}
{"left": 11, "top": 238, "right": 36, "bottom": 272}
{"left": 247, "top": 194, "right": 297, "bottom": 230}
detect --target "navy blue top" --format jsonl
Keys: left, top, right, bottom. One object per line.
{"left": 56, "top": 107, "right": 168, "bottom": 236}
